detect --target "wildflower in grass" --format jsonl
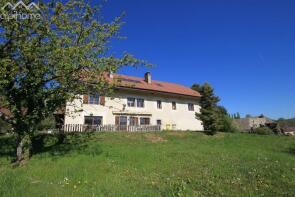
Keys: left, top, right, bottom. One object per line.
{"left": 74, "top": 185, "right": 77, "bottom": 189}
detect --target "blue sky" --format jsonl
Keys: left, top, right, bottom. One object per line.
{"left": 101, "top": 0, "right": 295, "bottom": 119}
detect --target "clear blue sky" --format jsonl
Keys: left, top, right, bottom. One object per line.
{"left": 101, "top": 0, "right": 295, "bottom": 119}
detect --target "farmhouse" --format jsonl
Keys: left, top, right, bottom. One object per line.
{"left": 63, "top": 72, "right": 203, "bottom": 131}
{"left": 234, "top": 115, "right": 276, "bottom": 132}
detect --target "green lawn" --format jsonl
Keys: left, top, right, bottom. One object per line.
{"left": 0, "top": 131, "right": 294, "bottom": 196}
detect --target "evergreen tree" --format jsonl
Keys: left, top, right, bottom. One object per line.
{"left": 236, "top": 112, "right": 241, "bottom": 119}
{"left": 192, "top": 83, "right": 221, "bottom": 135}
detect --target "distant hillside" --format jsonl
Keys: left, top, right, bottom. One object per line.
{"left": 277, "top": 118, "right": 295, "bottom": 127}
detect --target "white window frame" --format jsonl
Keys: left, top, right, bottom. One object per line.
{"left": 88, "top": 94, "right": 99, "bottom": 105}
{"left": 137, "top": 98, "right": 145, "bottom": 108}
{"left": 127, "top": 97, "right": 136, "bottom": 107}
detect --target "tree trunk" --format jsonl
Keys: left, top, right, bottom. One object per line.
{"left": 57, "top": 130, "right": 66, "bottom": 144}
{"left": 15, "top": 134, "right": 32, "bottom": 164}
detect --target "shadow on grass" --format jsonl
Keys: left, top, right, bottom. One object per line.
{"left": 285, "top": 147, "right": 295, "bottom": 156}
{"left": 0, "top": 134, "right": 16, "bottom": 158}
{"left": 0, "top": 132, "right": 102, "bottom": 160}
{"left": 32, "top": 132, "right": 103, "bottom": 157}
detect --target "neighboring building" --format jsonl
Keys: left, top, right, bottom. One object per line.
{"left": 64, "top": 72, "right": 203, "bottom": 131}
{"left": 234, "top": 115, "right": 275, "bottom": 131}
{"left": 282, "top": 127, "right": 295, "bottom": 135}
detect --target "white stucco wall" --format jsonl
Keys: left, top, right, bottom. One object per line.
{"left": 64, "top": 90, "right": 203, "bottom": 131}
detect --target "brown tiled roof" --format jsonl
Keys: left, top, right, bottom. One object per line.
{"left": 110, "top": 74, "right": 200, "bottom": 97}
{"left": 283, "top": 127, "right": 295, "bottom": 132}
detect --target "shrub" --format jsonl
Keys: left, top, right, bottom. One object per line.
{"left": 0, "top": 119, "right": 11, "bottom": 134}
{"left": 219, "top": 115, "right": 240, "bottom": 133}
{"left": 36, "top": 115, "right": 56, "bottom": 131}
{"left": 253, "top": 127, "right": 273, "bottom": 135}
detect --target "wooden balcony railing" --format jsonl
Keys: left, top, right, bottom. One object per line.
{"left": 61, "top": 124, "right": 161, "bottom": 132}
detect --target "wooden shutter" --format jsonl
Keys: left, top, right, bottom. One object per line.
{"left": 100, "top": 96, "right": 105, "bottom": 106}
{"left": 135, "top": 117, "right": 138, "bottom": 126}
{"left": 115, "top": 116, "right": 120, "bottom": 125}
{"left": 83, "top": 95, "right": 88, "bottom": 104}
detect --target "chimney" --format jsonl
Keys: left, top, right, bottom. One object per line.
{"left": 144, "top": 72, "right": 151, "bottom": 84}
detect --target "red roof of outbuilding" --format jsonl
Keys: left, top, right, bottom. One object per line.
{"left": 110, "top": 74, "right": 200, "bottom": 97}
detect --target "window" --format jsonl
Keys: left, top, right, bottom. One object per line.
{"left": 188, "top": 103, "right": 194, "bottom": 111}
{"left": 88, "top": 94, "right": 99, "bottom": 104}
{"left": 140, "top": 117, "right": 150, "bottom": 125}
{"left": 115, "top": 116, "right": 127, "bottom": 126}
{"left": 156, "top": 119, "right": 162, "bottom": 125}
{"left": 84, "top": 116, "right": 102, "bottom": 125}
{"left": 129, "top": 117, "right": 139, "bottom": 126}
{"left": 127, "top": 97, "right": 135, "bottom": 107}
{"left": 157, "top": 100, "right": 162, "bottom": 109}
{"left": 172, "top": 102, "right": 176, "bottom": 110}
{"left": 137, "top": 98, "right": 145, "bottom": 108}
{"left": 127, "top": 97, "right": 144, "bottom": 108}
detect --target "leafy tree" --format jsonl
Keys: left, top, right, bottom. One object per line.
{"left": 0, "top": 0, "right": 147, "bottom": 164}
{"left": 0, "top": 118, "right": 11, "bottom": 133}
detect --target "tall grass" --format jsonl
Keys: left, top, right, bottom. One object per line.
{"left": 0, "top": 132, "right": 294, "bottom": 196}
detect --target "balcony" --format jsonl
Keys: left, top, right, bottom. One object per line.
{"left": 61, "top": 124, "right": 161, "bottom": 132}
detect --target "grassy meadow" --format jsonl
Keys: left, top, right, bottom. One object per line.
{"left": 0, "top": 131, "right": 294, "bottom": 196}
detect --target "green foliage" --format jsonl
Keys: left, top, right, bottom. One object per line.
{"left": 192, "top": 83, "right": 235, "bottom": 134}
{"left": 0, "top": 0, "right": 148, "bottom": 161}
{"left": 0, "top": 119, "right": 11, "bottom": 133}
{"left": 36, "top": 115, "right": 56, "bottom": 131}
{"left": 254, "top": 127, "right": 274, "bottom": 135}
{"left": 0, "top": 132, "right": 294, "bottom": 196}
{"left": 219, "top": 115, "right": 240, "bottom": 133}
{"left": 232, "top": 112, "right": 241, "bottom": 119}
{"left": 277, "top": 118, "right": 295, "bottom": 127}
{"left": 192, "top": 83, "right": 219, "bottom": 134}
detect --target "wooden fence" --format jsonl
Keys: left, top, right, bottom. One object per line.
{"left": 61, "top": 124, "right": 161, "bottom": 132}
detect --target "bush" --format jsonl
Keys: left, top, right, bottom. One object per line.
{"left": 253, "top": 127, "right": 273, "bottom": 135}
{"left": 219, "top": 115, "right": 240, "bottom": 133}
{"left": 0, "top": 119, "right": 11, "bottom": 134}
{"left": 36, "top": 115, "right": 56, "bottom": 131}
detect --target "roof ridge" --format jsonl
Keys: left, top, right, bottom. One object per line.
{"left": 115, "top": 73, "right": 196, "bottom": 89}
{"left": 113, "top": 73, "right": 200, "bottom": 97}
